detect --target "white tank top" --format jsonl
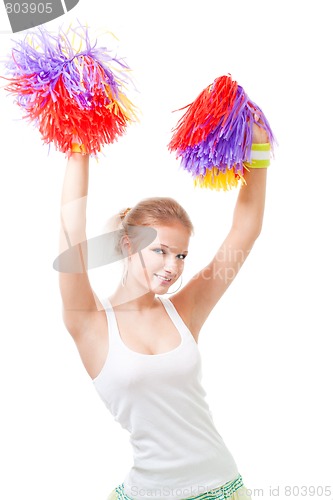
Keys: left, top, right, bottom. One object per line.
{"left": 93, "top": 296, "right": 239, "bottom": 500}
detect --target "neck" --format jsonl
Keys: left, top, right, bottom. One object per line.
{"left": 110, "top": 282, "right": 159, "bottom": 311}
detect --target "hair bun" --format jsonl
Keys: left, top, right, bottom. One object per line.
{"left": 119, "top": 207, "right": 132, "bottom": 220}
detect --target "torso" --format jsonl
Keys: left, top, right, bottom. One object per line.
{"left": 72, "top": 295, "right": 199, "bottom": 380}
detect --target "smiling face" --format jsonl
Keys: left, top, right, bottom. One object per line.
{"left": 126, "top": 222, "right": 190, "bottom": 294}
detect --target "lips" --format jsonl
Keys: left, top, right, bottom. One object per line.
{"left": 154, "top": 274, "right": 172, "bottom": 283}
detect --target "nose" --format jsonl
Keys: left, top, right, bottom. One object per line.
{"left": 163, "top": 255, "right": 181, "bottom": 276}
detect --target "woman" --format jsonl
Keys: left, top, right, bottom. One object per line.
{"left": 58, "top": 122, "right": 268, "bottom": 500}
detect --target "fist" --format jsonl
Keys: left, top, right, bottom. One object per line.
{"left": 252, "top": 121, "right": 269, "bottom": 144}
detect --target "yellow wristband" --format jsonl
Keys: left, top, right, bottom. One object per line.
{"left": 244, "top": 143, "right": 271, "bottom": 168}
{"left": 71, "top": 142, "right": 87, "bottom": 154}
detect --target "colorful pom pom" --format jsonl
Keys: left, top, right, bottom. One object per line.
{"left": 2, "top": 23, "right": 138, "bottom": 156}
{"left": 168, "top": 74, "right": 275, "bottom": 191}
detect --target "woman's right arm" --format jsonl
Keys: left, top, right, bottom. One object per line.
{"left": 59, "top": 152, "right": 103, "bottom": 340}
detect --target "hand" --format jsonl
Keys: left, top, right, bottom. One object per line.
{"left": 252, "top": 121, "right": 269, "bottom": 144}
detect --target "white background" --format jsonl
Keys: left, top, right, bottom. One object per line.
{"left": 0, "top": 1, "right": 332, "bottom": 500}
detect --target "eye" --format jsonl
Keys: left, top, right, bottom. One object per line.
{"left": 153, "top": 248, "right": 165, "bottom": 254}
{"left": 177, "top": 254, "right": 187, "bottom": 260}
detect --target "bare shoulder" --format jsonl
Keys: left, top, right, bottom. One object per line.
{"left": 69, "top": 309, "right": 110, "bottom": 380}
{"left": 169, "top": 293, "right": 200, "bottom": 343}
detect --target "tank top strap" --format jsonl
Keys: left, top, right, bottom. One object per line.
{"left": 158, "top": 296, "right": 193, "bottom": 339}
{"left": 99, "top": 296, "right": 112, "bottom": 316}
{"left": 99, "top": 296, "right": 120, "bottom": 346}
{"left": 100, "top": 295, "right": 193, "bottom": 347}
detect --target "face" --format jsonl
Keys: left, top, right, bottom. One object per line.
{"left": 126, "top": 223, "right": 190, "bottom": 294}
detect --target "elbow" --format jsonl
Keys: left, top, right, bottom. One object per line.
{"left": 232, "top": 219, "right": 263, "bottom": 244}
{"left": 245, "top": 227, "right": 262, "bottom": 248}
{"left": 253, "top": 221, "right": 263, "bottom": 241}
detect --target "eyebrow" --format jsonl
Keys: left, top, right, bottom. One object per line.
{"left": 160, "top": 244, "right": 188, "bottom": 253}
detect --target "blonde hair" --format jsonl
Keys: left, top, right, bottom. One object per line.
{"left": 104, "top": 197, "right": 194, "bottom": 257}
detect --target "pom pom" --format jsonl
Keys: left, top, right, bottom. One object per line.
{"left": 2, "top": 23, "right": 138, "bottom": 156}
{"left": 168, "top": 74, "right": 275, "bottom": 191}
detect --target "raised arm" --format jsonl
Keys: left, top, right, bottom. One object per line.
{"left": 59, "top": 152, "right": 103, "bottom": 339}
{"left": 173, "top": 124, "right": 269, "bottom": 338}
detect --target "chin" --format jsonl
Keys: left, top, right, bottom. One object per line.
{"left": 152, "top": 284, "right": 170, "bottom": 294}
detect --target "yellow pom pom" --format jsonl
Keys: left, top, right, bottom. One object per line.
{"left": 194, "top": 167, "right": 246, "bottom": 191}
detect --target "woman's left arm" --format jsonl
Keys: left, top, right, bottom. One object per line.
{"left": 173, "top": 124, "right": 269, "bottom": 337}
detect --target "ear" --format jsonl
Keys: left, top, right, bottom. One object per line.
{"left": 120, "top": 234, "right": 132, "bottom": 258}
